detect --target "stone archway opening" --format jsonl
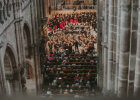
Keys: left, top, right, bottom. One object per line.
{"left": 24, "top": 62, "right": 36, "bottom": 95}
{"left": 4, "top": 46, "right": 19, "bottom": 95}
{"left": 23, "top": 23, "right": 36, "bottom": 94}
{"left": 25, "top": 63, "right": 34, "bottom": 80}
{"left": 23, "top": 23, "right": 32, "bottom": 59}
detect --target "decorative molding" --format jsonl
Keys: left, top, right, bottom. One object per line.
{"left": 0, "top": 0, "right": 12, "bottom": 24}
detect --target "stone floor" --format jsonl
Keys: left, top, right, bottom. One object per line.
{"left": 26, "top": 79, "right": 36, "bottom": 95}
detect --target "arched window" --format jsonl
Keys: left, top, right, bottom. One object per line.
{"left": 23, "top": 23, "right": 32, "bottom": 59}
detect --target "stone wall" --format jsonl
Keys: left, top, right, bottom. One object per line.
{"left": 100, "top": 0, "right": 140, "bottom": 97}
{"left": 0, "top": 0, "right": 42, "bottom": 95}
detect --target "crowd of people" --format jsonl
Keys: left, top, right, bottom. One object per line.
{"left": 48, "top": 12, "right": 97, "bottom": 32}
{"left": 40, "top": 12, "right": 97, "bottom": 94}
{"left": 46, "top": 12, "right": 97, "bottom": 56}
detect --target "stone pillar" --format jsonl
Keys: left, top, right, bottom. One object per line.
{"left": 42, "top": 0, "right": 46, "bottom": 17}
{"left": 0, "top": 48, "right": 7, "bottom": 95}
{"left": 107, "top": 0, "right": 114, "bottom": 91}
{"left": 0, "top": 50, "right": 4, "bottom": 95}
{"left": 15, "top": 18, "right": 26, "bottom": 93}
{"left": 102, "top": 0, "right": 109, "bottom": 92}
{"left": 39, "top": 0, "right": 43, "bottom": 18}
{"left": 40, "top": 0, "right": 46, "bottom": 18}
{"left": 115, "top": 0, "right": 121, "bottom": 94}
{"left": 134, "top": 0, "right": 140, "bottom": 96}
{"left": 31, "top": 0, "right": 42, "bottom": 94}
{"left": 97, "top": 0, "right": 103, "bottom": 90}
{"left": 118, "top": 0, "right": 131, "bottom": 96}
{"left": 127, "top": 0, "right": 138, "bottom": 96}
{"left": 0, "top": 3, "right": 4, "bottom": 24}
{"left": 112, "top": 0, "right": 118, "bottom": 92}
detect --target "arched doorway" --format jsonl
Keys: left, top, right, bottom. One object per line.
{"left": 4, "top": 46, "right": 19, "bottom": 95}
{"left": 23, "top": 23, "right": 32, "bottom": 59}
{"left": 23, "top": 23, "right": 36, "bottom": 94}
{"left": 25, "top": 63, "right": 34, "bottom": 80}
{"left": 24, "top": 62, "right": 36, "bottom": 94}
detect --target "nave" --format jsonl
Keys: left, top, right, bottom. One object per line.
{"left": 40, "top": 12, "right": 98, "bottom": 95}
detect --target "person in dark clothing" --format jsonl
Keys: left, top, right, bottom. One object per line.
{"left": 74, "top": 41, "right": 79, "bottom": 52}
{"left": 57, "top": 21, "right": 60, "bottom": 29}
{"left": 78, "top": 16, "right": 81, "bottom": 23}
{"left": 69, "top": 43, "right": 72, "bottom": 54}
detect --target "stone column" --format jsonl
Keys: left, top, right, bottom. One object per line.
{"left": 0, "top": 49, "right": 5, "bottom": 95}
{"left": 118, "top": 0, "right": 131, "bottom": 96}
{"left": 14, "top": 18, "right": 26, "bottom": 93}
{"left": 112, "top": 0, "right": 119, "bottom": 92}
{"left": 97, "top": 0, "right": 103, "bottom": 90}
{"left": 31, "top": 0, "right": 42, "bottom": 94}
{"left": 0, "top": 47, "right": 7, "bottom": 95}
{"left": 45, "top": 0, "right": 49, "bottom": 17}
{"left": 39, "top": 0, "right": 43, "bottom": 18}
{"left": 134, "top": 0, "right": 140, "bottom": 96}
{"left": 127, "top": 0, "right": 138, "bottom": 96}
{"left": 39, "top": 0, "right": 46, "bottom": 18}
{"left": 0, "top": 3, "right": 4, "bottom": 24}
{"left": 42, "top": 0, "right": 46, "bottom": 17}
{"left": 107, "top": 0, "right": 114, "bottom": 91}
{"left": 115, "top": 0, "right": 121, "bottom": 94}
{"left": 102, "top": 0, "right": 109, "bottom": 92}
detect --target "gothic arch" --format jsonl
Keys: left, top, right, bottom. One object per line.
{"left": 4, "top": 46, "right": 17, "bottom": 78}
{"left": 23, "top": 23, "right": 32, "bottom": 59}
{"left": 4, "top": 45, "right": 19, "bottom": 95}
{"left": 25, "top": 62, "right": 34, "bottom": 80}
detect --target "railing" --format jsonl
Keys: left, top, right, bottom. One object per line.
{"left": 51, "top": 5, "right": 97, "bottom": 11}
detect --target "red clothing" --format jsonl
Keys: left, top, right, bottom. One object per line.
{"left": 63, "top": 21, "right": 66, "bottom": 27}
{"left": 48, "top": 27, "right": 52, "bottom": 31}
{"left": 49, "top": 54, "right": 54, "bottom": 60}
{"left": 54, "top": 25, "right": 57, "bottom": 30}
{"left": 70, "top": 19, "right": 74, "bottom": 23}
{"left": 66, "top": 20, "right": 69, "bottom": 23}
{"left": 74, "top": 19, "right": 78, "bottom": 23}
{"left": 60, "top": 22, "right": 63, "bottom": 29}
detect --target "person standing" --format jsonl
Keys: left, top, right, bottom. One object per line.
{"left": 74, "top": 40, "right": 79, "bottom": 52}
{"left": 69, "top": 43, "right": 72, "bottom": 54}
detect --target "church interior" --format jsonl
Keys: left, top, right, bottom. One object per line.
{"left": 0, "top": 0, "right": 140, "bottom": 98}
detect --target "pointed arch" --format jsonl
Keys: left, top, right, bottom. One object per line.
{"left": 23, "top": 23, "right": 32, "bottom": 59}
{"left": 4, "top": 45, "right": 19, "bottom": 95}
